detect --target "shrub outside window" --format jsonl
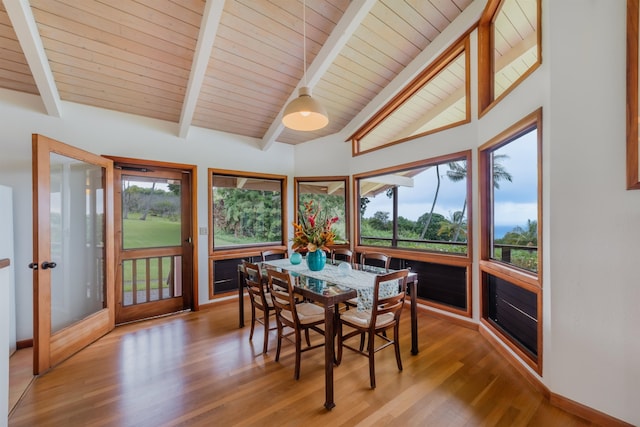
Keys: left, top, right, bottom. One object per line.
{"left": 210, "top": 170, "right": 286, "bottom": 250}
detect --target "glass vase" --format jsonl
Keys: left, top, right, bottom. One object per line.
{"left": 306, "top": 250, "right": 326, "bottom": 271}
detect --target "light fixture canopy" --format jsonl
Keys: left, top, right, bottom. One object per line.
{"left": 282, "top": 87, "right": 329, "bottom": 131}
{"left": 281, "top": 0, "right": 328, "bottom": 132}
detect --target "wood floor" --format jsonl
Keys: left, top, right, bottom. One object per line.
{"left": 8, "top": 347, "right": 33, "bottom": 414}
{"left": 8, "top": 300, "right": 595, "bottom": 427}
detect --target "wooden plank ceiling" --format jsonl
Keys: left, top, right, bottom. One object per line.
{"left": 0, "top": 0, "right": 483, "bottom": 149}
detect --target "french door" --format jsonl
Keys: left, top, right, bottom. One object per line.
{"left": 113, "top": 161, "right": 193, "bottom": 324}
{"left": 31, "top": 134, "right": 115, "bottom": 375}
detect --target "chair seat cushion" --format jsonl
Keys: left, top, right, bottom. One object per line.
{"left": 281, "top": 302, "right": 324, "bottom": 324}
{"left": 252, "top": 292, "right": 273, "bottom": 308}
{"left": 345, "top": 297, "right": 358, "bottom": 305}
{"left": 341, "top": 310, "right": 395, "bottom": 328}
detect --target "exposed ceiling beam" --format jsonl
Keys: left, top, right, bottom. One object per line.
{"left": 4, "top": 0, "right": 62, "bottom": 117}
{"left": 259, "top": 0, "right": 377, "bottom": 151}
{"left": 178, "top": 0, "right": 225, "bottom": 139}
{"left": 342, "top": 0, "right": 487, "bottom": 140}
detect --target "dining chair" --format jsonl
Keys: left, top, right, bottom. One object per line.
{"left": 344, "top": 251, "right": 392, "bottom": 310}
{"left": 331, "top": 248, "right": 353, "bottom": 264}
{"left": 336, "top": 269, "right": 409, "bottom": 389}
{"left": 267, "top": 269, "right": 326, "bottom": 380}
{"left": 360, "top": 252, "right": 390, "bottom": 270}
{"left": 261, "top": 249, "right": 289, "bottom": 262}
{"left": 243, "top": 261, "right": 276, "bottom": 354}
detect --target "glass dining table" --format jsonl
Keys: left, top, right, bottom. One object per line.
{"left": 236, "top": 258, "right": 419, "bottom": 410}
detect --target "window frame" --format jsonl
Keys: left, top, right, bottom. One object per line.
{"left": 353, "top": 150, "right": 473, "bottom": 264}
{"left": 478, "top": 0, "right": 542, "bottom": 117}
{"left": 627, "top": 0, "right": 640, "bottom": 189}
{"left": 478, "top": 108, "right": 543, "bottom": 374}
{"left": 348, "top": 35, "right": 471, "bottom": 156}
{"left": 208, "top": 169, "right": 288, "bottom": 259}
{"left": 293, "top": 176, "right": 350, "bottom": 250}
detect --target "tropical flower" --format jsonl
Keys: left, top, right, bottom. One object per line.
{"left": 292, "top": 200, "right": 339, "bottom": 253}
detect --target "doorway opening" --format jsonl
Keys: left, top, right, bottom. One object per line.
{"left": 111, "top": 158, "right": 197, "bottom": 324}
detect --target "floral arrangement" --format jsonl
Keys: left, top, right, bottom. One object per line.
{"left": 292, "top": 200, "right": 339, "bottom": 253}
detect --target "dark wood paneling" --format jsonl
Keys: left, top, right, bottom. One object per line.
{"left": 403, "top": 260, "right": 467, "bottom": 310}
{"left": 486, "top": 273, "right": 538, "bottom": 357}
{"left": 213, "top": 257, "right": 255, "bottom": 295}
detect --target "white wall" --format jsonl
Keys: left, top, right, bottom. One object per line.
{"left": 0, "top": 1, "right": 638, "bottom": 424}
{"left": 545, "top": 1, "right": 640, "bottom": 424}
{"left": 0, "top": 89, "right": 295, "bottom": 341}
{"left": 0, "top": 185, "right": 13, "bottom": 427}
{"left": 0, "top": 186, "right": 16, "bottom": 356}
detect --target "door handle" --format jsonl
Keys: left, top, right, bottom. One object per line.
{"left": 41, "top": 261, "right": 57, "bottom": 270}
{"left": 28, "top": 262, "right": 38, "bottom": 270}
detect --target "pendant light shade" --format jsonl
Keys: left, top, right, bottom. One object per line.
{"left": 282, "top": 87, "right": 329, "bottom": 131}
{"left": 281, "top": 0, "right": 328, "bottom": 132}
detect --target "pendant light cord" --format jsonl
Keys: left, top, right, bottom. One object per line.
{"left": 303, "top": 0, "right": 307, "bottom": 87}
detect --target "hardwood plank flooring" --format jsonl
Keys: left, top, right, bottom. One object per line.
{"left": 8, "top": 300, "right": 594, "bottom": 427}
{"left": 8, "top": 347, "right": 33, "bottom": 414}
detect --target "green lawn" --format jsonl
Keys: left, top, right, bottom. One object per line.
{"left": 123, "top": 214, "right": 181, "bottom": 248}
{"left": 122, "top": 215, "right": 180, "bottom": 291}
{"left": 214, "top": 230, "right": 279, "bottom": 247}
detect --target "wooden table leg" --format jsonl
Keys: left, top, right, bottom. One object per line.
{"left": 324, "top": 303, "right": 336, "bottom": 410}
{"left": 410, "top": 279, "right": 418, "bottom": 355}
{"left": 237, "top": 269, "right": 244, "bottom": 328}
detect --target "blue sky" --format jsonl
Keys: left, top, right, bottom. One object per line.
{"left": 362, "top": 129, "right": 538, "bottom": 235}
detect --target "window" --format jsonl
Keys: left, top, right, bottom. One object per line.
{"left": 294, "top": 177, "right": 349, "bottom": 246}
{"left": 482, "top": 112, "right": 540, "bottom": 274}
{"left": 479, "top": 108, "right": 542, "bottom": 373}
{"left": 209, "top": 170, "right": 287, "bottom": 251}
{"left": 478, "top": 0, "right": 540, "bottom": 115}
{"left": 355, "top": 151, "right": 471, "bottom": 256}
{"left": 349, "top": 37, "right": 470, "bottom": 155}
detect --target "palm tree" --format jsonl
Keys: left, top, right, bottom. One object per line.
{"left": 419, "top": 165, "right": 440, "bottom": 240}
{"left": 446, "top": 161, "right": 467, "bottom": 241}
{"left": 446, "top": 155, "right": 513, "bottom": 241}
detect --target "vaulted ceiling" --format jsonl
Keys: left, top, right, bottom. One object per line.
{"left": 0, "top": 0, "right": 485, "bottom": 150}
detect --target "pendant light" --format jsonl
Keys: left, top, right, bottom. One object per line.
{"left": 282, "top": 0, "right": 329, "bottom": 131}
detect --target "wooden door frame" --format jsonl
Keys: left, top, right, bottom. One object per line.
{"left": 105, "top": 156, "right": 199, "bottom": 320}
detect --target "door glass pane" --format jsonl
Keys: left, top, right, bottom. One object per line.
{"left": 121, "top": 175, "right": 182, "bottom": 249}
{"left": 50, "top": 153, "right": 106, "bottom": 333}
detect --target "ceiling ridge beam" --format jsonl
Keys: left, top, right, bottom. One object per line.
{"left": 4, "top": 0, "right": 62, "bottom": 117}
{"left": 178, "top": 0, "right": 225, "bottom": 139}
{"left": 341, "top": 0, "right": 488, "bottom": 141}
{"left": 260, "top": 0, "right": 377, "bottom": 151}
